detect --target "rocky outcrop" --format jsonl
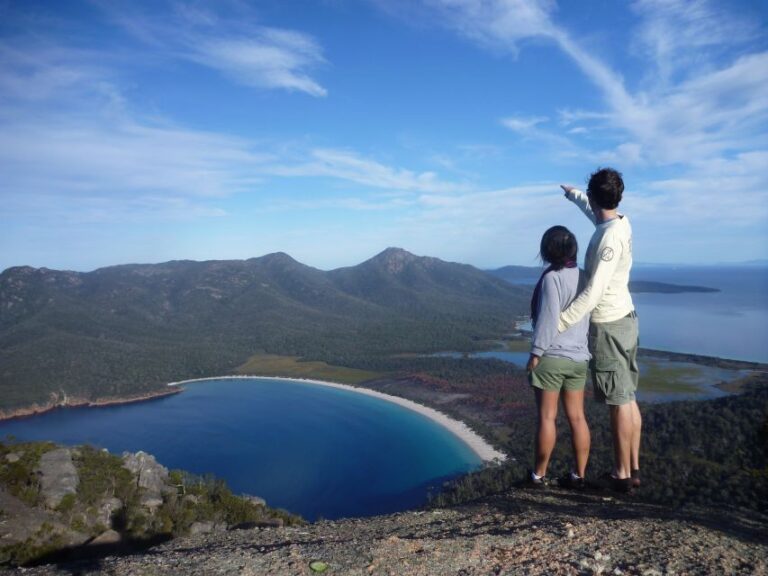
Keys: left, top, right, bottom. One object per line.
{"left": 121, "top": 451, "right": 169, "bottom": 509}
{"left": 35, "top": 448, "right": 78, "bottom": 509}
{"left": 1, "top": 443, "right": 297, "bottom": 568}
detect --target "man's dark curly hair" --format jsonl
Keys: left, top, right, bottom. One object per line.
{"left": 587, "top": 167, "right": 624, "bottom": 210}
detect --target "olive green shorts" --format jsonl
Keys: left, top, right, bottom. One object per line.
{"left": 589, "top": 314, "right": 639, "bottom": 406}
{"left": 528, "top": 356, "right": 588, "bottom": 392}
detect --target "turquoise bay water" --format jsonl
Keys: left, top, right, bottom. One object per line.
{"left": 0, "top": 378, "right": 482, "bottom": 521}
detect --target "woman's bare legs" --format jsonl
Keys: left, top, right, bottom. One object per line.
{"left": 534, "top": 388, "right": 560, "bottom": 477}
{"left": 562, "top": 389, "right": 591, "bottom": 478}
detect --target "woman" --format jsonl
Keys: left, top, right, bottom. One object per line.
{"left": 527, "top": 226, "right": 591, "bottom": 488}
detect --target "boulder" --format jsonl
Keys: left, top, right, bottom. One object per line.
{"left": 122, "top": 451, "right": 169, "bottom": 510}
{"left": 243, "top": 495, "right": 266, "bottom": 507}
{"left": 97, "top": 497, "right": 123, "bottom": 528}
{"left": 36, "top": 448, "right": 78, "bottom": 509}
{"left": 88, "top": 529, "right": 122, "bottom": 546}
{"left": 189, "top": 521, "right": 215, "bottom": 535}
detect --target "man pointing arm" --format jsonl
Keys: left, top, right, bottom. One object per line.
{"left": 559, "top": 168, "right": 641, "bottom": 493}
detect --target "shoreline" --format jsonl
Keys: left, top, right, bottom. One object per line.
{"left": 168, "top": 375, "right": 507, "bottom": 464}
{"left": 0, "top": 388, "right": 182, "bottom": 423}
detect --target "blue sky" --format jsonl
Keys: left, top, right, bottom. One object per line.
{"left": 1, "top": 0, "right": 767, "bottom": 272}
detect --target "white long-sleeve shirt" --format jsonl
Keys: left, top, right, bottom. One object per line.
{"left": 558, "top": 188, "right": 635, "bottom": 332}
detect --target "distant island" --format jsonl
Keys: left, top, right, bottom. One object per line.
{"left": 627, "top": 280, "right": 720, "bottom": 294}
{"left": 487, "top": 265, "right": 720, "bottom": 294}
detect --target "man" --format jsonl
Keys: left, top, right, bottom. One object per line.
{"left": 558, "top": 167, "right": 641, "bottom": 493}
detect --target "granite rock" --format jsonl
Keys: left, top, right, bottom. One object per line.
{"left": 36, "top": 448, "right": 78, "bottom": 509}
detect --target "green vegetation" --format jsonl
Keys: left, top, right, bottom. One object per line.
{"left": 0, "top": 441, "right": 56, "bottom": 505}
{"left": 236, "top": 354, "right": 382, "bottom": 385}
{"left": 160, "top": 471, "right": 302, "bottom": 536}
{"left": 419, "top": 360, "right": 768, "bottom": 512}
{"left": 0, "top": 523, "right": 68, "bottom": 567}
{"left": 0, "top": 441, "right": 303, "bottom": 566}
{"left": 0, "top": 250, "right": 529, "bottom": 413}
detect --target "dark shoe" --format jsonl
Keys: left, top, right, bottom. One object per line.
{"left": 631, "top": 469, "right": 641, "bottom": 488}
{"left": 527, "top": 470, "right": 550, "bottom": 489}
{"left": 558, "top": 474, "right": 585, "bottom": 490}
{"left": 611, "top": 476, "right": 634, "bottom": 494}
{"left": 599, "top": 472, "right": 634, "bottom": 494}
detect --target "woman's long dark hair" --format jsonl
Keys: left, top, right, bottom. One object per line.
{"left": 531, "top": 226, "right": 578, "bottom": 327}
{"left": 539, "top": 225, "right": 578, "bottom": 269}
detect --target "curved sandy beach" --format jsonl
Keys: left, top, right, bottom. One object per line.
{"left": 168, "top": 375, "right": 507, "bottom": 464}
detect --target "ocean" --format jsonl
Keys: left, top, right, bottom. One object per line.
{"left": 512, "top": 265, "right": 768, "bottom": 363}
{"left": 630, "top": 265, "right": 768, "bottom": 363}
{"left": 0, "top": 378, "right": 482, "bottom": 521}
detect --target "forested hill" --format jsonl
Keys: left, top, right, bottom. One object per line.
{"left": 0, "top": 248, "right": 529, "bottom": 412}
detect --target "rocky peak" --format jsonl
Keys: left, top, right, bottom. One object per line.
{"left": 368, "top": 247, "right": 420, "bottom": 275}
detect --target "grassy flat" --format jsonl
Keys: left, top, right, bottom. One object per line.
{"left": 639, "top": 361, "right": 705, "bottom": 394}
{"left": 235, "top": 354, "right": 382, "bottom": 385}
{"left": 504, "top": 339, "right": 531, "bottom": 353}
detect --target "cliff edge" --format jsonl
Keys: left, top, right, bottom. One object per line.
{"left": 11, "top": 487, "right": 767, "bottom": 575}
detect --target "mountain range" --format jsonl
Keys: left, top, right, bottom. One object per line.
{"left": 0, "top": 248, "right": 529, "bottom": 413}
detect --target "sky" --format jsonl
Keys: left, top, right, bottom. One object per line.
{"left": 1, "top": 0, "right": 767, "bottom": 272}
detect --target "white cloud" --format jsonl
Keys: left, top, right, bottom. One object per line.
{"left": 422, "top": 0, "right": 768, "bottom": 175}
{"left": 500, "top": 115, "right": 548, "bottom": 133}
{"left": 423, "top": 0, "right": 557, "bottom": 53}
{"left": 97, "top": 1, "right": 328, "bottom": 97}
{"left": 190, "top": 31, "right": 327, "bottom": 97}
{"left": 630, "top": 0, "right": 758, "bottom": 84}
{"left": 270, "top": 148, "right": 468, "bottom": 193}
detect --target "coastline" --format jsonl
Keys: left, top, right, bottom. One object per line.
{"left": 0, "top": 388, "right": 182, "bottom": 423}
{"left": 168, "top": 375, "right": 507, "bottom": 464}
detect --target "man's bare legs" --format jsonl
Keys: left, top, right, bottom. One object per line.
{"left": 610, "top": 401, "right": 641, "bottom": 479}
{"left": 562, "top": 389, "right": 590, "bottom": 478}
{"left": 534, "top": 389, "right": 559, "bottom": 477}
{"left": 630, "top": 400, "right": 642, "bottom": 472}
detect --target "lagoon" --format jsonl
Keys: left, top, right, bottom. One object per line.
{"left": 0, "top": 378, "right": 483, "bottom": 521}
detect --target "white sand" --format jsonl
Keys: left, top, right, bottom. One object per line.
{"left": 168, "top": 375, "right": 507, "bottom": 464}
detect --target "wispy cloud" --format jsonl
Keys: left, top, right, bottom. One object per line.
{"left": 96, "top": 1, "right": 328, "bottom": 97}
{"left": 191, "top": 31, "right": 327, "bottom": 97}
{"left": 269, "top": 148, "right": 468, "bottom": 194}
{"left": 422, "top": 0, "right": 768, "bottom": 205}
{"left": 630, "top": 0, "right": 758, "bottom": 85}
{"left": 422, "top": 0, "right": 557, "bottom": 54}
{"left": 500, "top": 115, "right": 548, "bottom": 133}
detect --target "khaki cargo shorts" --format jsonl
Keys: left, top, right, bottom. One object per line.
{"left": 588, "top": 313, "right": 639, "bottom": 405}
{"left": 528, "top": 355, "right": 588, "bottom": 392}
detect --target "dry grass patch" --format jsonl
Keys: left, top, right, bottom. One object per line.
{"left": 236, "top": 354, "right": 382, "bottom": 385}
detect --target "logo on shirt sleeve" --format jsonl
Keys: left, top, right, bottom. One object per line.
{"left": 600, "top": 247, "right": 615, "bottom": 262}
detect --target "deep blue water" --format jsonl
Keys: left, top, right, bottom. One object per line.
{"left": 508, "top": 265, "right": 768, "bottom": 363}
{"left": 0, "top": 378, "right": 481, "bottom": 521}
{"left": 630, "top": 266, "right": 768, "bottom": 363}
